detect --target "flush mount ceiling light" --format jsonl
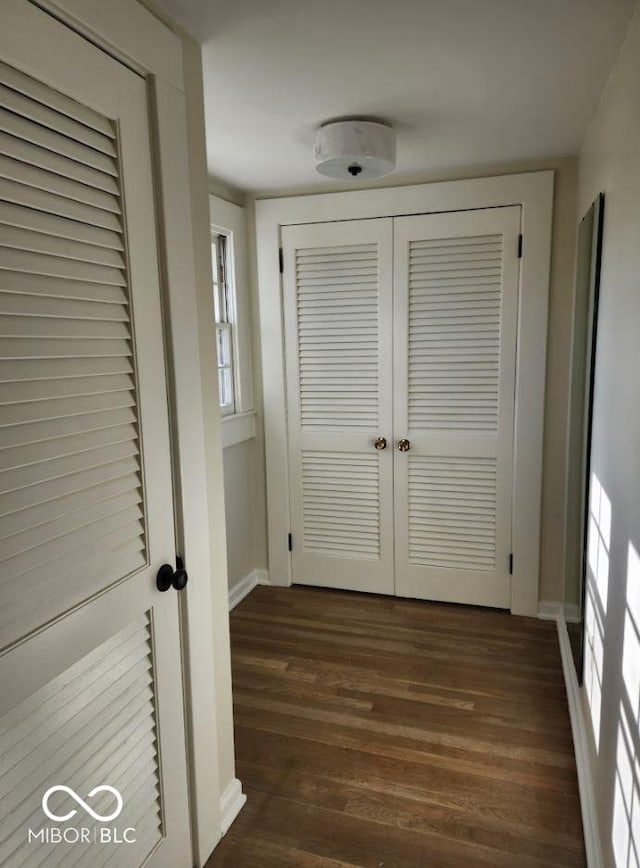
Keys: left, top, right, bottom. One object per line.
{"left": 315, "top": 119, "right": 396, "bottom": 180}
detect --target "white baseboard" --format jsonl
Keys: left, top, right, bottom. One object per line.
{"left": 564, "top": 601, "right": 581, "bottom": 624}
{"left": 537, "top": 599, "right": 564, "bottom": 620}
{"left": 538, "top": 600, "right": 581, "bottom": 624}
{"left": 219, "top": 777, "right": 246, "bottom": 835}
{"left": 228, "top": 569, "right": 270, "bottom": 611}
{"left": 547, "top": 607, "right": 604, "bottom": 867}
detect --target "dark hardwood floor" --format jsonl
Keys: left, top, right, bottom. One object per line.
{"left": 206, "top": 586, "right": 585, "bottom": 867}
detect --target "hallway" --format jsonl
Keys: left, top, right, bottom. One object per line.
{"left": 207, "top": 586, "right": 585, "bottom": 867}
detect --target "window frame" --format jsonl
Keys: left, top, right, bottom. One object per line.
{"left": 211, "top": 228, "right": 236, "bottom": 417}
{"left": 209, "top": 196, "right": 255, "bottom": 445}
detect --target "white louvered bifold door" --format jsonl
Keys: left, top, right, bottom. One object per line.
{"left": 0, "top": 4, "right": 190, "bottom": 867}
{"left": 393, "top": 207, "right": 520, "bottom": 607}
{"left": 282, "top": 219, "right": 394, "bottom": 594}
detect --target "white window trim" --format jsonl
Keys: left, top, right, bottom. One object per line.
{"left": 220, "top": 410, "right": 257, "bottom": 449}
{"left": 255, "top": 170, "right": 554, "bottom": 617}
{"left": 211, "top": 229, "right": 236, "bottom": 417}
{"left": 210, "top": 196, "right": 255, "bottom": 447}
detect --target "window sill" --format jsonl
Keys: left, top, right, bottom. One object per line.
{"left": 221, "top": 411, "right": 256, "bottom": 449}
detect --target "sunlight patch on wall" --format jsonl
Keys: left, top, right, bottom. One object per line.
{"left": 589, "top": 473, "right": 612, "bottom": 614}
{"left": 612, "top": 709, "right": 640, "bottom": 868}
{"left": 623, "top": 545, "right": 640, "bottom": 715}
{"left": 612, "top": 543, "right": 640, "bottom": 867}
{"left": 585, "top": 583, "right": 605, "bottom": 751}
{"left": 584, "top": 473, "right": 612, "bottom": 753}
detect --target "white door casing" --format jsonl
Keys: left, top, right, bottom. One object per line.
{"left": 393, "top": 207, "right": 521, "bottom": 607}
{"left": 256, "top": 174, "right": 553, "bottom": 615}
{"left": 0, "top": 3, "right": 191, "bottom": 866}
{"left": 282, "top": 219, "right": 394, "bottom": 594}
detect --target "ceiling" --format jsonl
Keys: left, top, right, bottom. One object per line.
{"left": 155, "top": 0, "right": 636, "bottom": 193}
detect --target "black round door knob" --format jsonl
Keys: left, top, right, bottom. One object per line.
{"left": 156, "top": 562, "right": 189, "bottom": 592}
{"left": 172, "top": 568, "right": 188, "bottom": 591}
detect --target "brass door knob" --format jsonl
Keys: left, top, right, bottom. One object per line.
{"left": 397, "top": 439, "right": 411, "bottom": 452}
{"left": 374, "top": 437, "right": 387, "bottom": 450}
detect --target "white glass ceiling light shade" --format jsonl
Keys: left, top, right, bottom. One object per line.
{"left": 315, "top": 120, "right": 395, "bottom": 180}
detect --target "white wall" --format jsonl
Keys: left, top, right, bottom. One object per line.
{"left": 577, "top": 3, "right": 640, "bottom": 864}
{"left": 223, "top": 437, "right": 267, "bottom": 588}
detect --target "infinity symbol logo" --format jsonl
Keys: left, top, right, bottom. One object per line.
{"left": 42, "top": 786, "right": 123, "bottom": 823}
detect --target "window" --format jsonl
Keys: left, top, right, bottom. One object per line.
{"left": 210, "top": 195, "right": 255, "bottom": 446}
{"left": 212, "top": 231, "right": 235, "bottom": 415}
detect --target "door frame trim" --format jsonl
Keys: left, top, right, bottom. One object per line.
{"left": 255, "top": 170, "right": 554, "bottom": 616}
{"left": 28, "top": 1, "right": 230, "bottom": 863}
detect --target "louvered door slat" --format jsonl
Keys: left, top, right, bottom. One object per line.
{"left": 0, "top": 82, "right": 116, "bottom": 156}
{"left": 0, "top": 356, "right": 132, "bottom": 382}
{"left": 3, "top": 508, "right": 145, "bottom": 580}
{"left": 0, "top": 458, "right": 140, "bottom": 532}
{"left": 0, "top": 178, "right": 121, "bottom": 231}
{"left": 0, "top": 202, "right": 123, "bottom": 250}
{"left": 0, "top": 132, "right": 119, "bottom": 195}
{"left": 0, "top": 294, "right": 128, "bottom": 322}
{"left": 0, "top": 61, "right": 147, "bottom": 640}
{"left": 0, "top": 273, "right": 127, "bottom": 306}
{"left": 0, "top": 154, "right": 121, "bottom": 213}
{"left": 0, "top": 60, "right": 115, "bottom": 138}
{"left": 394, "top": 207, "right": 520, "bottom": 608}
{"left": 0, "top": 417, "right": 137, "bottom": 470}
{"left": 2, "top": 389, "right": 135, "bottom": 428}
{"left": 283, "top": 219, "right": 394, "bottom": 594}
{"left": 1, "top": 489, "right": 141, "bottom": 559}
{"left": 0, "top": 225, "right": 125, "bottom": 267}
{"left": 0, "top": 369, "right": 133, "bottom": 400}
{"left": 1, "top": 437, "right": 139, "bottom": 500}
{"left": 3, "top": 540, "right": 147, "bottom": 634}
{"left": 0, "top": 249, "right": 125, "bottom": 286}
{"left": 0, "top": 405, "right": 136, "bottom": 451}
{"left": 1, "top": 316, "right": 129, "bottom": 340}
{"left": 0, "top": 107, "right": 118, "bottom": 177}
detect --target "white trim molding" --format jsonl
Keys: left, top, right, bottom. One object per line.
{"left": 229, "top": 569, "right": 270, "bottom": 611}
{"left": 538, "top": 600, "right": 564, "bottom": 620}
{"left": 538, "top": 600, "right": 582, "bottom": 625}
{"left": 255, "top": 171, "right": 554, "bottom": 615}
{"left": 210, "top": 195, "right": 255, "bottom": 416}
{"left": 221, "top": 411, "right": 256, "bottom": 449}
{"left": 219, "top": 777, "right": 247, "bottom": 836}
{"left": 564, "top": 601, "right": 581, "bottom": 624}
{"left": 543, "top": 607, "right": 604, "bottom": 867}
{"left": 33, "top": 0, "right": 182, "bottom": 87}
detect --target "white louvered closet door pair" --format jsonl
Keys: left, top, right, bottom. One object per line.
{"left": 0, "top": 4, "right": 190, "bottom": 868}
{"left": 283, "top": 206, "right": 520, "bottom": 608}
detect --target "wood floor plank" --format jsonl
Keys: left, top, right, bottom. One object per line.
{"left": 206, "top": 586, "right": 585, "bottom": 867}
